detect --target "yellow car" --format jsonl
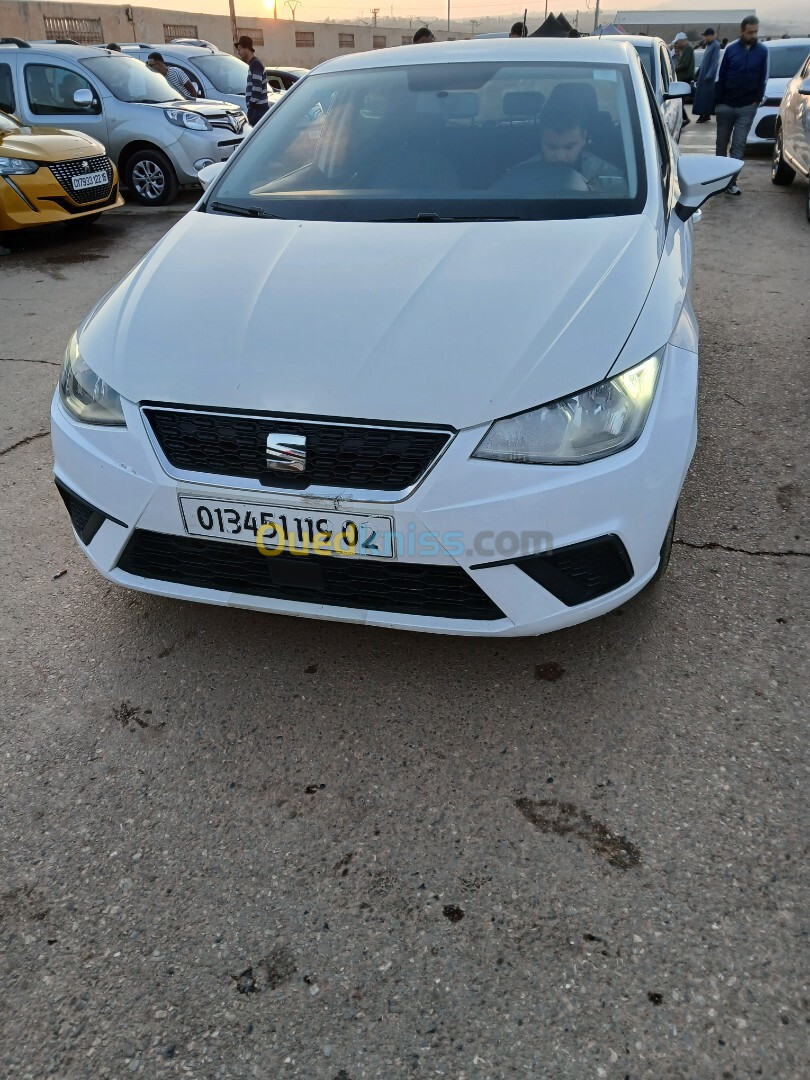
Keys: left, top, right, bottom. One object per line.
{"left": 0, "top": 110, "right": 122, "bottom": 233}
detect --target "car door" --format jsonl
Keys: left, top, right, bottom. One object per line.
{"left": 21, "top": 60, "right": 109, "bottom": 149}
{"left": 659, "top": 45, "right": 681, "bottom": 142}
{"left": 786, "top": 56, "right": 810, "bottom": 172}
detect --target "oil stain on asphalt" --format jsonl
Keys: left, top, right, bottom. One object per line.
{"left": 515, "top": 797, "right": 641, "bottom": 870}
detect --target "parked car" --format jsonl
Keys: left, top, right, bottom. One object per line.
{"left": 121, "top": 44, "right": 283, "bottom": 111}
{"left": 0, "top": 41, "right": 248, "bottom": 205}
{"left": 586, "top": 34, "right": 690, "bottom": 143}
{"left": 771, "top": 51, "right": 810, "bottom": 221}
{"left": 748, "top": 37, "right": 810, "bottom": 144}
{"left": 264, "top": 66, "right": 309, "bottom": 93}
{"left": 169, "top": 38, "right": 221, "bottom": 52}
{"left": 52, "top": 39, "right": 742, "bottom": 636}
{"left": 0, "top": 107, "right": 122, "bottom": 232}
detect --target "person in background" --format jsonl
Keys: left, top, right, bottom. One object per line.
{"left": 509, "top": 21, "right": 527, "bottom": 38}
{"left": 412, "top": 27, "right": 436, "bottom": 43}
{"left": 692, "top": 28, "right": 720, "bottom": 122}
{"left": 672, "top": 33, "right": 695, "bottom": 127}
{"left": 105, "top": 43, "right": 122, "bottom": 52}
{"left": 146, "top": 52, "right": 198, "bottom": 100}
{"left": 715, "top": 15, "right": 769, "bottom": 196}
{"left": 235, "top": 35, "right": 269, "bottom": 126}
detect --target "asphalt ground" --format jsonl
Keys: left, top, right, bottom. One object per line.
{"left": 0, "top": 128, "right": 808, "bottom": 1079}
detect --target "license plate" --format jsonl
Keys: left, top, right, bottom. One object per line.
{"left": 72, "top": 169, "right": 108, "bottom": 191}
{"left": 179, "top": 495, "right": 395, "bottom": 558}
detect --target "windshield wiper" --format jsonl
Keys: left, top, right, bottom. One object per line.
{"left": 381, "top": 213, "right": 520, "bottom": 223}
{"left": 209, "top": 201, "right": 284, "bottom": 219}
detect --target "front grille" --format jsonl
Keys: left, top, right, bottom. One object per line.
{"left": 47, "top": 155, "right": 114, "bottom": 205}
{"left": 118, "top": 530, "right": 504, "bottom": 621}
{"left": 515, "top": 535, "right": 633, "bottom": 606}
{"left": 49, "top": 186, "right": 119, "bottom": 214}
{"left": 143, "top": 407, "right": 453, "bottom": 492}
{"left": 210, "top": 113, "right": 247, "bottom": 132}
{"left": 754, "top": 114, "right": 777, "bottom": 140}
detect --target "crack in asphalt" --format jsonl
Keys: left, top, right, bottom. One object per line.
{"left": 675, "top": 538, "right": 809, "bottom": 559}
{"left": 1, "top": 357, "right": 60, "bottom": 367}
{"left": 0, "top": 431, "right": 49, "bottom": 458}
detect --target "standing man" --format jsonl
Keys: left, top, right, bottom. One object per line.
{"left": 412, "top": 27, "right": 436, "bottom": 43}
{"left": 715, "top": 16, "right": 769, "bottom": 196}
{"left": 235, "top": 35, "right": 269, "bottom": 127}
{"left": 672, "top": 33, "right": 695, "bottom": 127}
{"left": 509, "top": 21, "right": 527, "bottom": 38}
{"left": 692, "top": 28, "right": 720, "bottom": 122}
{"left": 146, "top": 53, "right": 198, "bottom": 99}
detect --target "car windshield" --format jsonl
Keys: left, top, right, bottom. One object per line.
{"left": 767, "top": 44, "right": 810, "bottom": 79}
{"left": 210, "top": 61, "right": 646, "bottom": 223}
{"left": 80, "top": 55, "right": 182, "bottom": 103}
{"left": 195, "top": 54, "right": 250, "bottom": 94}
{"left": 630, "top": 44, "right": 655, "bottom": 85}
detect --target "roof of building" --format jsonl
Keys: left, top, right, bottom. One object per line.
{"left": 615, "top": 10, "right": 753, "bottom": 23}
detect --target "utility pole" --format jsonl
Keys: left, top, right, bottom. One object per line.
{"left": 371, "top": 7, "right": 380, "bottom": 25}
{"left": 593, "top": 0, "right": 601, "bottom": 33}
{"left": 447, "top": 0, "right": 450, "bottom": 33}
{"left": 228, "top": 0, "right": 237, "bottom": 50}
{"left": 285, "top": 0, "right": 300, "bottom": 21}
{"left": 470, "top": 18, "right": 480, "bottom": 35}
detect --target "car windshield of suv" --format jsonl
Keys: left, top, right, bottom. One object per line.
{"left": 194, "top": 54, "right": 250, "bottom": 95}
{"left": 80, "top": 55, "right": 182, "bottom": 104}
{"left": 766, "top": 45, "right": 810, "bottom": 79}
{"left": 209, "top": 61, "right": 646, "bottom": 222}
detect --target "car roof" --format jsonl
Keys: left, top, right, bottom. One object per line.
{"left": 121, "top": 43, "right": 215, "bottom": 59}
{"left": 316, "top": 37, "right": 637, "bottom": 75}
{"left": 0, "top": 41, "right": 102, "bottom": 60}
{"left": 762, "top": 37, "right": 810, "bottom": 49}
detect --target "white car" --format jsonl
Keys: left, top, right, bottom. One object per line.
{"left": 748, "top": 37, "right": 810, "bottom": 144}
{"left": 51, "top": 39, "right": 741, "bottom": 637}
{"left": 772, "top": 52, "right": 810, "bottom": 221}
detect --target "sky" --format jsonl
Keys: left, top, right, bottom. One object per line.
{"left": 37, "top": 0, "right": 808, "bottom": 29}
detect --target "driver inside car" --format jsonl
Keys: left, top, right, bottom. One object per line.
{"left": 535, "top": 100, "right": 623, "bottom": 191}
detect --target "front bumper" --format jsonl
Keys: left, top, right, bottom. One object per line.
{"left": 51, "top": 344, "right": 698, "bottom": 637}
{"left": 172, "top": 127, "right": 247, "bottom": 184}
{"left": 747, "top": 104, "right": 779, "bottom": 144}
{"left": 0, "top": 166, "right": 123, "bottom": 232}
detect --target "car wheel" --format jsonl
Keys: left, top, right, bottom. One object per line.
{"left": 771, "top": 129, "right": 795, "bottom": 186}
{"left": 650, "top": 505, "right": 678, "bottom": 584}
{"left": 124, "top": 149, "right": 179, "bottom": 206}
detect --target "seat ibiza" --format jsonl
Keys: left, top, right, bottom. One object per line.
{"left": 51, "top": 39, "right": 741, "bottom": 636}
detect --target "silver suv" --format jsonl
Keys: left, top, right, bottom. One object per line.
{"left": 0, "top": 40, "right": 248, "bottom": 205}
{"left": 120, "top": 43, "right": 283, "bottom": 112}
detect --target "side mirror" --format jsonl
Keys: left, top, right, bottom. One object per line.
{"left": 798, "top": 78, "right": 810, "bottom": 95}
{"left": 73, "top": 88, "right": 93, "bottom": 107}
{"left": 198, "top": 161, "right": 226, "bottom": 189}
{"left": 665, "top": 81, "right": 692, "bottom": 100}
{"left": 675, "top": 154, "right": 743, "bottom": 221}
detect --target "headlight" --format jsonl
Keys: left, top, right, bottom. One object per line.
{"left": 164, "top": 108, "right": 212, "bottom": 131}
{"left": 0, "top": 157, "right": 38, "bottom": 176}
{"left": 59, "top": 333, "right": 125, "bottom": 426}
{"left": 472, "top": 353, "right": 662, "bottom": 466}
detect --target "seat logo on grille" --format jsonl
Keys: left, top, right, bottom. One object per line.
{"left": 266, "top": 433, "right": 306, "bottom": 473}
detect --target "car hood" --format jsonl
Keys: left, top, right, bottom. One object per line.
{"left": 140, "top": 99, "right": 242, "bottom": 117}
{"left": 81, "top": 210, "right": 663, "bottom": 429}
{"left": 0, "top": 125, "right": 105, "bottom": 161}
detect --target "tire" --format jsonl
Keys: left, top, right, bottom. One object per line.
{"left": 124, "top": 148, "right": 179, "bottom": 206}
{"left": 650, "top": 505, "right": 678, "bottom": 585}
{"left": 771, "top": 128, "right": 796, "bottom": 186}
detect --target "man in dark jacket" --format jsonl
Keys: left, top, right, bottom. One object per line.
{"left": 715, "top": 16, "right": 769, "bottom": 195}
{"left": 672, "top": 34, "right": 695, "bottom": 127}
{"left": 692, "top": 28, "right": 720, "bottom": 122}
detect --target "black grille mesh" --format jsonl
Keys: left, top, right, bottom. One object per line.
{"left": 143, "top": 408, "right": 453, "bottom": 491}
{"left": 47, "top": 155, "right": 113, "bottom": 204}
{"left": 118, "top": 530, "right": 504, "bottom": 621}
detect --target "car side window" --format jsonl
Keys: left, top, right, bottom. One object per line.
{"left": 659, "top": 48, "right": 672, "bottom": 94}
{"left": 267, "top": 75, "right": 285, "bottom": 93}
{"left": 642, "top": 67, "right": 672, "bottom": 211}
{"left": 802, "top": 56, "right": 810, "bottom": 79}
{"left": 0, "top": 62, "right": 15, "bottom": 114}
{"left": 176, "top": 64, "right": 203, "bottom": 96}
{"left": 24, "top": 63, "right": 100, "bottom": 116}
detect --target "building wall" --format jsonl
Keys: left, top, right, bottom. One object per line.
{"left": 0, "top": 2, "right": 466, "bottom": 66}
